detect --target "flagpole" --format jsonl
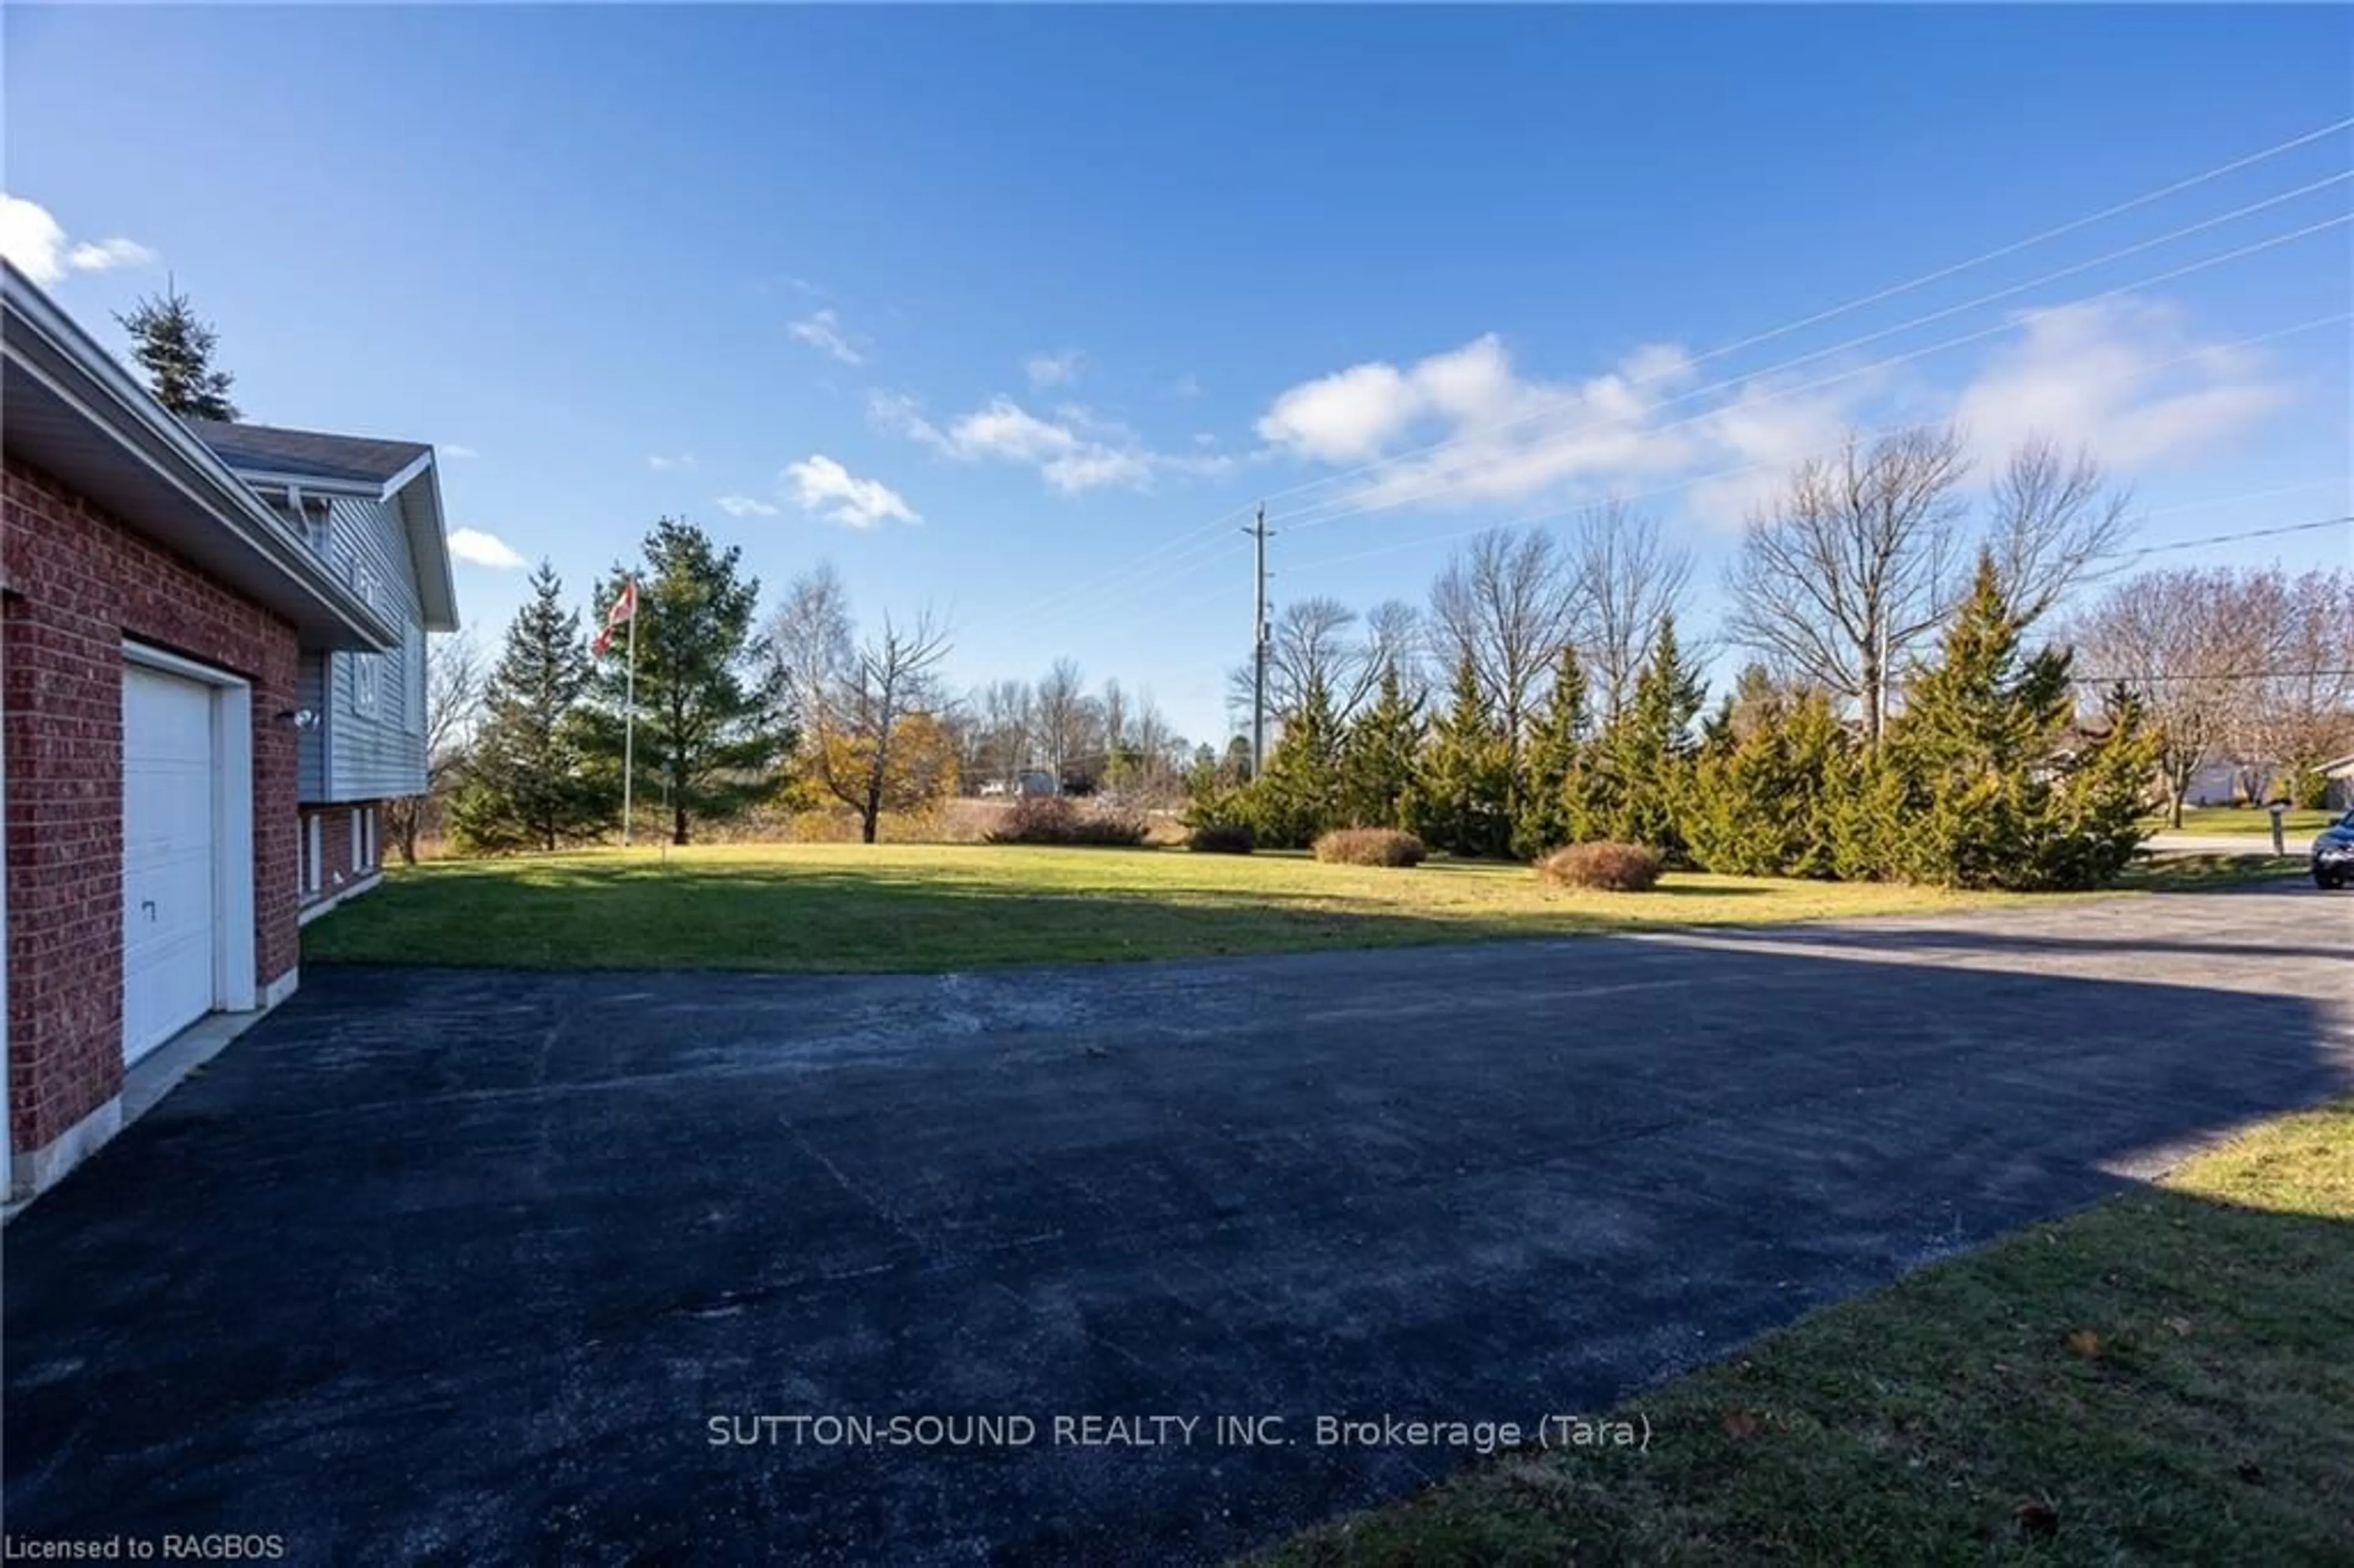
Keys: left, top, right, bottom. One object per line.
{"left": 621, "top": 576, "right": 638, "bottom": 848}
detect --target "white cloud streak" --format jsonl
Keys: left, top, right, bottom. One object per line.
{"left": 448, "top": 527, "right": 527, "bottom": 569}
{"left": 788, "top": 308, "right": 867, "bottom": 367}
{"left": 782, "top": 455, "right": 920, "bottom": 530}
{"left": 869, "top": 390, "right": 1230, "bottom": 496}
{"left": 1025, "top": 349, "right": 1085, "bottom": 388}
{"left": 0, "top": 194, "right": 156, "bottom": 286}
{"left": 1254, "top": 302, "right": 2302, "bottom": 533}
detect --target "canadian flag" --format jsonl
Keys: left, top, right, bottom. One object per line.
{"left": 592, "top": 578, "right": 638, "bottom": 657}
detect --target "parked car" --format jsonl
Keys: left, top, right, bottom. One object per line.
{"left": 2311, "top": 810, "right": 2354, "bottom": 889}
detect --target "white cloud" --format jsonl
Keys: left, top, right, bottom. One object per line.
{"left": 869, "top": 389, "right": 1228, "bottom": 497}
{"left": 1249, "top": 302, "right": 2303, "bottom": 535}
{"left": 715, "top": 493, "right": 780, "bottom": 518}
{"left": 1952, "top": 297, "right": 2292, "bottom": 471}
{"left": 782, "top": 454, "right": 920, "bottom": 530}
{"left": 441, "top": 443, "right": 479, "bottom": 460}
{"left": 1025, "top": 349, "right": 1085, "bottom": 388}
{"left": 0, "top": 195, "right": 156, "bottom": 286}
{"left": 1260, "top": 334, "right": 1710, "bottom": 511}
{"left": 1171, "top": 373, "right": 1203, "bottom": 398}
{"left": 646, "top": 453, "right": 697, "bottom": 471}
{"left": 448, "top": 527, "right": 527, "bottom": 569}
{"left": 788, "top": 308, "right": 866, "bottom": 367}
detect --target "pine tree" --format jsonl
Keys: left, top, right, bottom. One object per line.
{"left": 1878, "top": 550, "right": 2146, "bottom": 889}
{"left": 1338, "top": 664, "right": 1425, "bottom": 831}
{"left": 1586, "top": 613, "right": 1707, "bottom": 860}
{"left": 1513, "top": 643, "right": 1590, "bottom": 858}
{"left": 1406, "top": 653, "right": 1512, "bottom": 858}
{"left": 116, "top": 282, "right": 240, "bottom": 421}
{"left": 1248, "top": 671, "right": 1346, "bottom": 848}
{"left": 1685, "top": 689, "right": 1853, "bottom": 878}
{"left": 574, "top": 518, "right": 787, "bottom": 845}
{"left": 448, "top": 561, "right": 602, "bottom": 852}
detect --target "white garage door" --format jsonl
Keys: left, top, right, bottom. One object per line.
{"left": 123, "top": 664, "right": 218, "bottom": 1064}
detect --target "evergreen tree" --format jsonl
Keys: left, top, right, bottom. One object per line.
{"left": 575, "top": 518, "right": 786, "bottom": 844}
{"left": 1878, "top": 551, "right": 2150, "bottom": 890}
{"left": 116, "top": 282, "right": 240, "bottom": 421}
{"left": 448, "top": 561, "right": 602, "bottom": 852}
{"left": 1513, "top": 643, "right": 1590, "bottom": 858}
{"left": 1685, "top": 689, "right": 1853, "bottom": 878}
{"left": 1406, "top": 653, "right": 1513, "bottom": 858}
{"left": 1247, "top": 671, "right": 1346, "bottom": 848}
{"left": 1585, "top": 613, "right": 1707, "bottom": 859}
{"left": 1338, "top": 664, "right": 1425, "bottom": 831}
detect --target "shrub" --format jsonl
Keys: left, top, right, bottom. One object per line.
{"left": 985, "top": 795, "right": 1151, "bottom": 848}
{"left": 2285, "top": 764, "right": 2331, "bottom": 812}
{"left": 1314, "top": 827, "right": 1427, "bottom": 867}
{"left": 1537, "top": 842, "right": 1663, "bottom": 892}
{"left": 1189, "top": 822, "right": 1257, "bottom": 854}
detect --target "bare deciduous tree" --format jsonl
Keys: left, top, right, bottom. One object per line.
{"left": 1987, "top": 436, "right": 2135, "bottom": 627}
{"left": 2070, "top": 569, "right": 2260, "bottom": 826}
{"left": 806, "top": 609, "right": 955, "bottom": 843}
{"left": 1362, "top": 598, "right": 1426, "bottom": 700}
{"left": 764, "top": 563, "right": 855, "bottom": 731}
{"left": 1569, "top": 500, "right": 1692, "bottom": 722}
{"left": 2222, "top": 567, "right": 2354, "bottom": 796}
{"left": 974, "top": 678, "right": 1036, "bottom": 790}
{"left": 1725, "top": 425, "right": 1972, "bottom": 744}
{"left": 388, "top": 633, "right": 484, "bottom": 863}
{"left": 1428, "top": 526, "right": 1579, "bottom": 748}
{"left": 1034, "top": 657, "right": 1100, "bottom": 787}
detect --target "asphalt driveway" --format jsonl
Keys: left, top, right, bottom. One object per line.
{"left": 7, "top": 884, "right": 2350, "bottom": 1563}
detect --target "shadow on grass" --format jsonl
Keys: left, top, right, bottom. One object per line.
{"left": 305, "top": 855, "right": 1788, "bottom": 972}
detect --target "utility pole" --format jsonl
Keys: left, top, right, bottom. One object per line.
{"left": 1244, "top": 502, "right": 1273, "bottom": 778}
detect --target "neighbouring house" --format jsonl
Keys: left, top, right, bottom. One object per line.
{"left": 2, "top": 261, "right": 457, "bottom": 1200}
{"left": 2323, "top": 754, "right": 2354, "bottom": 811}
{"left": 1015, "top": 768, "right": 1058, "bottom": 797}
{"left": 2179, "top": 757, "right": 2239, "bottom": 807}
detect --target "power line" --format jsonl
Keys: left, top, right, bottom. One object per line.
{"left": 2132, "top": 478, "right": 2348, "bottom": 522}
{"left": 1276, "top": 169, "right": 2352, "bottom": 531}
{"left": 981, "top": 118, "right": 2354, "bottom": 633}
{"left": 1267, "top": 116, "right": 2354, "bottom": 523}
{"left": 1279, "top": 216, "right": 2353, "bottom": 538}
{"left": 2116, "top": 514, "right": 2353, "bottom": 559}
{"left": 2074, "top": 668, "right": 2354, "bottom": 683}
{"left": 1263, "top": 314, "right": 2350, "bottom": 582}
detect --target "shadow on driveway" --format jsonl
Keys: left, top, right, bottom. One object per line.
{"left": 6, "top": 887, "right": 2350, "bottom": 1563}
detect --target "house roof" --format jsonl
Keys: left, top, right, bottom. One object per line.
{"left": 186, "top": 419, "right": 432, "bottom": 490}
{"left": 1, "top": 261, "right": 399, "bottom": 652}
{"left": 188, "top": 418, "right": 460, "bottom": 635}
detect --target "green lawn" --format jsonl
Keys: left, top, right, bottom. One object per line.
{"left": 2147, "top": 805, "right": 2339, "bottom": 837}
{"left": 1264, "top": 1098, "right": 2354, "bottom": 1566}
{"left": 303, "top": 843, "right": 2025, "bottom": 973}
{"left": 2115, "top": 853, "right": 2308, "bottom": 889}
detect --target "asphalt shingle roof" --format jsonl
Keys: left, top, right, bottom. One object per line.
{"left": 187, "top": 419, "right": 432, "bottom": 488}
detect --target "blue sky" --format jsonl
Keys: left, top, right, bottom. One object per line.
{"left": 6, "top": 5, "right": 2348, "bottom": 745}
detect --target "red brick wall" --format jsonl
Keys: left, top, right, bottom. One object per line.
{"left": 301, "top": 801, "right": 386, "bottom": 907}
{"left": 4, "top": 455, "right": 300, "bottom": 1157}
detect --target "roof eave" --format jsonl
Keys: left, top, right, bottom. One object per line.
{"left": 1, "top": 261, "right": 400, "bottom": 652}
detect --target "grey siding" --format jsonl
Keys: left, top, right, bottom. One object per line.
{"left": 310, "top": 493, "right": 427, "bottom": 802}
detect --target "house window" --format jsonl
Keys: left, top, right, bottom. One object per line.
{"left": 352, "top": 806, "right": 378, "bottom": 873}
{"left": 351, "top": 560, "right": 384, "bottom": 718}
{"left": 301, "top": 815, "right": 324, "bottom": 898}
{"left": 354, "top": 653, "right": 381, "bottom": 717}
{"left": 403, "top": 625, "right": 427, "bottom": 737}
